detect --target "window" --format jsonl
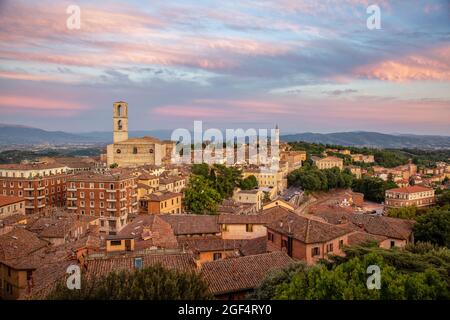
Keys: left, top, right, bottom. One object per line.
{"left": 134, "top": 257, "right": 143, "bottom": 269}
{"left": 118, "top": 120, "right": 123, "bottom": 130}
{"left": 110, "top": 240, "right": 122, "bottom": 246}
{"left": 339, "top": 240, "right": 344, "bottom": 249}
{"left": 311, "top": 247, "right": 320, "bottom": 257}
{"left": 213, "top": 253, "right": 222, "bottom": 261}
{"left": 326, "top": 243, "right": 334, "bottom": 253}
{"left": 149, "top": 149, "right": 154, "bottom": 153}
{"left": 116, "top": 149, "right": 121, "bottom": 154}
{"left": 267, "top": 232, "right": 274, "bottom": 242}
{"left": 390, "top": 240, "right": 395, "bottom": 248}
{"left": 246, "top": 224, "right": 253, "bottom": 232}
{"left": 133, "top": 147, "right": 138, "bottom": 154}
{"left": 221, "top": 224, "right": 228, "bottom": 231}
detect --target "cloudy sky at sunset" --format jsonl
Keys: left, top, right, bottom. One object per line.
{"left": 0, "top": 0, "right": 449, "bottom": 134}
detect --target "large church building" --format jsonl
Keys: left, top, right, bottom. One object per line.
{"left": 106, "top": 102, "right": 173, "bottom": 168}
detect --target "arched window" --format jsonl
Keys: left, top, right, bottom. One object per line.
{"left": 149, "top": 149, "right": 154, "bottom": 153}
{"left": 118, "top": 120, "right": 122, "bottom": 130}
{"left": 117, "top": 105, "right": 122, "bottom": 116}
{"left": 116, "top": 149, "right": 121, "bottom": 154}
{"left": 133, "top": 147, "right": 138, "bottom": 154}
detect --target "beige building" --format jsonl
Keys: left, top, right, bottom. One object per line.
{"left": 312, "top": 156, "right": 344, "bottom": 170}
{"left": 232, "top": 188, "right": 263, "bottom": 212}
{"left": 0, "top": 196, "right": 25, "bottom": 219}
{"left": 385, "top": 186, "right": 435, "bottom": 208}
{"left": 351, "top": 154, "right": 375, "bottom": 163}
{"left": 242, "top": 168, "right": 287, "bottom": 193}
{"left": 106, "top": 102, "right": 173, "bottom": 168}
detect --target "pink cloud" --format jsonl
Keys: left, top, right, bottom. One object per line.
{"left": 0, "top": 95, "right": 88, "bottom": 110}
{"left": 353, "top": 46, "right": 450, "bottom": 82}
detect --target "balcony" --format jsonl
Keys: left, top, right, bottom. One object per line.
{"left": 24, "top": 196, "right": 35, "bottom": 200}
{"left": 106, "top": 198, "right": 116, "bottom": 202}
{"left": 25, "top": 205, "right": 35, "bottom": 209}
{"left": 67, "top": 197, "right": 77, "bottom": 201}
{"left": 106, "top": 189, "right": 116, "bottom": 193}
{"left": 67, "top": 187, "right": 77, "bottom": 192}
{"left": 37, "top": 195, "right": 45, "bottom": 200}
{"left": 37, "top": 203, "right": 46, "bottom": 208}
{"left": 37, "top": 186, "right": 45, "bottom": 191}
{"left": 67, "top": 206, "right": 78, "bottom": 210}
{"left": 24, "top": 187, "right": 34, "bottom": 191}
{"left": 107, "top": 208, "right": 117, "bottom": 212}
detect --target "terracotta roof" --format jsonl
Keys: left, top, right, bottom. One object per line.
{"left": 218, "top": 214, "right": 268, "bottom": 224}
{"left": 386, "top": 185, "right": 434, "bottom": 193}
{"left": 347, "top": 231, "right": 387, "bottom": 246}
{"left": 68, "top": 171, "right": 135, "bottom": 182}
{"left": 0, "top": 195, "right": 24, "bottom": 207}
{"left": 0, "top": 228, "right": 48, "bottom": 263}
{"left": 159, "top": 214, "right": 220, "bottom": 236}
{"left": 147, "top": 191, "right": 182, "bottom": 201}
{"left": 238, "top": 236, "right": 267, "bottom": 256}
{"left": 180, "top": 237, "right": 243, "bottom": 253}
{"left": 201, "top": 252, "right": 294, "bottom": 295}
{"left": 267, "top": 212, "right": 351, "bottom": 243}
{"left": 0, "top": 163, "right": 67, "bottom": 170}
{"left": 86, "top": 252, "right": 197, "bottom": 277}
{"left": 315, "top": 211, "right": 415, "bottom": 240}
{"left": 138, "top": 173, "right": 158, "bottom": 180}
{"left": 120, "top": 136, "right": 163, "bottom": 144}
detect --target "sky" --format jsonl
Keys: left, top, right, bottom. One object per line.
{"left": 0, "top": 0, "right": 449, "bottom": 135}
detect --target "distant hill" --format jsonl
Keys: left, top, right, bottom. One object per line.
{"left": 0, "top": 124, "right": 173, "bottom": 145}
{"left": 280, "top": 131, "right": 450, "bottom": 149}
{"left": 1, "top": 124, "right": 449, "bottom": 149}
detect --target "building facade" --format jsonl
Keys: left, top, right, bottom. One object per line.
{"left": 66, "top": 172, "right": 138, "bottom": 234}
{"left": 385, "top": 186, "right": 435, "bottom": 208}
{"left": 106, "top": 102, "right": 173, "bottom": 168}
{"left": 312, "top": 156, "right": 344, "bottom": 170}
{"left": 0, "top": 164, "right": 70, "bottom": 214}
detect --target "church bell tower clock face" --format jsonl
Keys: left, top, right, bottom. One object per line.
{"left": 113, "top": 101, "right": 129, "bottom": 143}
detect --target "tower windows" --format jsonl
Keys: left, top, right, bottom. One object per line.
{"left": 149, "top": 149, "right": 154, "bottom": 153}
{"left": 117, "top": 105, "right": 122, "bottom": 116}
{"left": 133, "top": 147, "right": 138, "bottom": 154}
{"left": 116, "top": 149, "right": 121, "bottom": 154}
{"left": 118, "top": 120, "right": 123, "bottom": 130}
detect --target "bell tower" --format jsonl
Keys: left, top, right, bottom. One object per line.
{"left": 113, "top": 101, "right": 128, "bottom": 143}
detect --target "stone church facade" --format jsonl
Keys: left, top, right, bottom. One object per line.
{"left": 106, "top": 102, "right": 172, "bottom": 167}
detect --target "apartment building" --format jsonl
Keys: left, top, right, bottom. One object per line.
{"left": 385, "top": 185, "right": 435, "bottom": 208}
{"left": 0, "top": 163, "right": 70, "bottom": 214}
{"left": 143, "top": 191, "right": 182, "bottom": 214}
{"left": 312, "top": 156, "right": 344, "bottom": 170}
{"left": 66, "top": 172, "right": 138, "bottom": 235}
{"left": 0, "top": 196, "right": 25, "bottom": 219}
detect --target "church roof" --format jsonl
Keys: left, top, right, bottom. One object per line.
{"left": 118, "top": 136, "right": 163, "bottom": 144}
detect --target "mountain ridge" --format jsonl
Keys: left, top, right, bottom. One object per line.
{"left": 0, "top": 124, "right": 449, "bottom": 149}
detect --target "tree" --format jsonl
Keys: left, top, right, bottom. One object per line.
{"left": 437, "top": 190, "right": 450, "bottom": 207}
{"left": 288, "top": 165, "right": 353, "bottom": 192}
{"left": 385, "top": 206, "right": 420, "bottom": 220}
{"left": 191, "top": 163, "right": 209, "bottom": 178}
{"left": 184, "top": 175, "right": 223, "bottom": 215}
{"left": 109, "top": 163, "right": 118, "bottom": 169}
{"left": 47, "top": 264, "right": 212, "bottom": 300}
{"left": 254, "top": 245, "right": 450, "bottom": 300}
{"left": 352, "top": 176, "right": 397, "bottom": 203}
{"left": 212, "top": 164, "right": 242, "bottom": 198}
{"left": 240, "top": 175, "right": 258, "bottom": 190}
{"left": 413, "top": 207, "right": 450, "bottom": 247}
